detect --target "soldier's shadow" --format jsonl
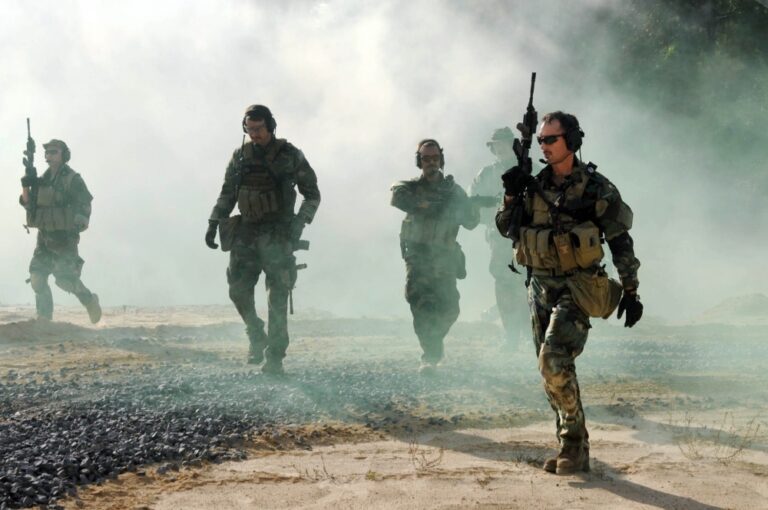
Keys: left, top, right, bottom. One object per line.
{"left": 382, "top": 417, "right": 725, "bottom": 510}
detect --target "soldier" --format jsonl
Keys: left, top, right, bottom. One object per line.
{"left": 205, "top": 104, "right": 320, "bottom": 375}
{"left": 496, "top": 111, "right": 643, "bottom": 474}
{"left": 391, "top": 139, "right": 480, "bottom": 375}
{"left": 20, "top": 139, "right": 102, "bottom": 323}
{"left": 469, "top": 127, "right": 530, "bottom": 347}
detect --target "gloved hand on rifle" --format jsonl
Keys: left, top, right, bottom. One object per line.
{"left": 205, "top": 220, "right": 219, "bottom": 249}
{"left": 502, "top": 165, "right": 535, "bottom": 196}
{"left": 617, "top": 289, "right": 643, "bottom": 328}
{"left": 20, "top": 174, "right": 37, "bottom": 188}
{"left": 289, "top": 216, "right": 305, "bottom": 243}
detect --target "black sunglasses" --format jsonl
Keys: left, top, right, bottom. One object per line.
{"left": 44, "top": 149, "right": 61, "bottom": 155}
{"left": 536, "top": 134, "right": 565, "bottom": 145}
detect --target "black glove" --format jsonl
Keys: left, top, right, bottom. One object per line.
{"left": 501, "top": 166, "right": 535, "bottom": 196}
{"left": 289, "top": 217, "right": 305, "bottom": 243}
{"left": 21, "top": 174, "right": 36, "bottom": 188}
{"left": 205, "top": 220, "right": 219, "bottom": 249}
{"left": 617, "top": 290, "right": 643, "bottom": 328}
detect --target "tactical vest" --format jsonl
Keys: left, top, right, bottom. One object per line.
{"left": 514, "top": 167, "right": 604, "bottom": 271}
{"left": 236, "top": 139, "right": 297, "bottom": 224}
{"left": 399, "top": 177, "right": 461, "bottom": 248}
{"left": 27, "top": 167, "right": 77, "bottom": 232}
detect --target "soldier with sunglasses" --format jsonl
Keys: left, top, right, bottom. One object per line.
{"left": 496, "top": 111, "right": 643, "bottom": 474}
{"left": 20, "top": 139, "right": 101, "bottom": 324}
{"left": 391, "top": 139, "right": 480, "bottom": 375}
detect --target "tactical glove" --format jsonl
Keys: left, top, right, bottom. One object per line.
{"left": 289, "top": 217, "right": 305, "bottom": 243}
{"left": 617, "top": 290, "right": 643, "bottom": 328}
{"left": 501, "top": 166, "right": 535, "bottom": 196}
{"left": 73, "top": 214, "right": 89, "bottom": 232}
{"left": 20, "top": 174, "right": 36, "bottom": 188}
{"left": 205, "top": 220, "right": 219, "bottom": 249}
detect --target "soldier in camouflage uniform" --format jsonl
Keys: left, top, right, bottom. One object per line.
{"left": 206, "top": 105, "right": 320, "bottom": 375}
{"left": 20, "top": 139, "right": 101, "bottom": 323}
{"left": 496, "top": 112, "right": 643, "bottom": 474}
{"left": 469, "top": 127, "right": 529, "bottom": 346}
{"left": 391, "top": 139, "right": 480, "bottom": 374}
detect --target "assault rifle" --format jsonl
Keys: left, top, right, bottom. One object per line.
{"left": 468, "top": 194, "right": 501, "bottom": 208}
{"left": 22, "top": 118, "right": 38, "bottom": 232}
{"left": 502, "top": 72, "right": 538, "bottom": 244}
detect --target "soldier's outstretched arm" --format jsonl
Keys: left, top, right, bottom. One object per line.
{"left": 69, "top": 174, "right": 93, "bottom": 231}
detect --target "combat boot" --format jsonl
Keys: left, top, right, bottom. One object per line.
{"left": 261, "top": 358, "right": 284, "bottom": 376}
{"left": 84, "top": 294, "right": 102, "bottom": 324}
{"left": 543, "top": 456, "right": 557, "bottom": 473}
{"left": 554, "top": 443, "right": 589, "bottom": 475}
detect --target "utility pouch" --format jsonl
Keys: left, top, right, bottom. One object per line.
{"left": 218, "top": 215, "right": 241, "bottom": 252}
{"left": 571, "top": 221, "right": 604, "bottom": 268}
{"left": 553, "top": 232, "right": 579, "bottom": 272}
{"left": 36, "top": 186, "right": 55, "bottom": 207}
{"left": 535, "top": 228, "right": 559, "bottom": 269}
{"left": 566, "top": 269, "right": 623, "bottom": 319}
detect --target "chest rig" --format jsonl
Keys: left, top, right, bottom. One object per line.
{"left": 515, "top": 164, "right": 604, "bottom": 272}
{"left": 236, "top": 139, "right": 296, "bottom": 224}
{"left": 27, "top": 166, "right": 77, "bottom": 231}
{"left": 399, "top": 176, "right": 462, "bottom": 249}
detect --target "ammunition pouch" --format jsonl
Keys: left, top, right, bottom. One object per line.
{"left": 237, "top": 185, "right": 282, "bottom": 223}
{"left": 218, "top": 215, "right": 241, "bottom": 252}
{"left": 514, "top": 221, "right": 604, "bottom": 271}
{"left": 566, "top": 269, "right": 623, "bottom": 319}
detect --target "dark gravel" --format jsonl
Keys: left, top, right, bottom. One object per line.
{"left": 1, "top": 319, "right": 767, "bottom": 508}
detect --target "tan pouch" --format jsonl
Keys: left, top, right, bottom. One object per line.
{"left": 571, "top": 221, "right": 604, "bottom": 268}
{"left": 36, "top": 186, "right": 55, "bottom": 207}
{"left": 553, "top": 232, "right": 579, "bottom": 272}
{"left": 535, "top": 228, "right": 559, "bottom": 268}
{"left": 218, "top": 215, "right": 241, "bottom": 252}
{"left": 566, "top": 270, "right": 623, "bottom": 318}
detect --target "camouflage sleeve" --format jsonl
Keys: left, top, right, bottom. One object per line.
{"left": 68, "top": 173, "right": 93, "bottom": 223}
{"left": 390, "top": 181, "right": 418, "bottom": 213}
{"left": 593, "top": 176, "right": 641, "bottom": 289}
{"left": 209, "top": 150, "right": 240, "bottom": 221}
{"left": 607, "top": 232, "right": 641, "bottom": 290}
{"left": 294, "top": 150, "right": 321, "bottom": 224}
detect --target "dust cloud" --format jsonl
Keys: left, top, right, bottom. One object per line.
{"left": 1, "top": 0, "right": 766, "bottom": 322}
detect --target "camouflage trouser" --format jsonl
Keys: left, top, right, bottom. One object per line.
{"left": 227, "top": 227, "right": 296, "bottom": 362}
{"left": 488, "top": 237, "right": 529, "bottom": 343}
{"left": 28, "top": 230, "right": 94, "bottom": 320}
{"left": 404, "top": 253, "right": 460, "bottom": 363}
{"left": 529, "top": 274, "right": 591, "bottom": 448}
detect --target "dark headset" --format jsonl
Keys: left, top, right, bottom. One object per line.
{"left": 558, "top": 113, "right": 584, "bottom": 152}
{"left": 414, "top": 139, "right": 445, "bottom": 169}
{"left": 242, "top": 104, "right": 277, "bottom": 134}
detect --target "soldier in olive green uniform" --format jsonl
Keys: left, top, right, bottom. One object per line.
{"left": 20, "top": 139, "right": 102, "bottom": 323}
{"left": 496, "top": 112, "right": 643, "bottom": 474}
{"left": 206, "top": 105, "right": 320, "bottom": 375}
{"left": 391, "top": 139, "right": 480, "bottom": 374}
{"left": 469, "top": 127, "right": 529, "bottom": 346}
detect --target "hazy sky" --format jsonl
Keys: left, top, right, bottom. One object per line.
{"left": 2, "top": 0, "right": 766, "bottom": 322}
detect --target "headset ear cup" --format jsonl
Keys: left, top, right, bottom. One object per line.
{"left": 415, "top": 152, "right": 421, "bottom": 168}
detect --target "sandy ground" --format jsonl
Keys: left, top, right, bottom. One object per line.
{"left": 2, "top": 305, "right": 767, "bottom": 510}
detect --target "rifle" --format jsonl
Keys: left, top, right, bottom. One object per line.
{"left": 289, "top": 240, "right": 310, "bottom": 315}
{"left": 468, "top": 194, "right": 500, "bottom": 208}
{"left": 503, "top": 72, "right": 538, "bottom": 244}
{"left": 22, "top": 118, "right": 38, "bottom": 232}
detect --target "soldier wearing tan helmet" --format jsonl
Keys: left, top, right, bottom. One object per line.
{"left": 20, "top": 138, "right": 102, "bottom": 323}
{"left": 206, "top": 104, "right": 321, "bottom": 375}
{"left": 469, "top": 127, "right": 530, "bottom": 348}
{"left": 391, "top": 139, "right": 480, "bottom": 375}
